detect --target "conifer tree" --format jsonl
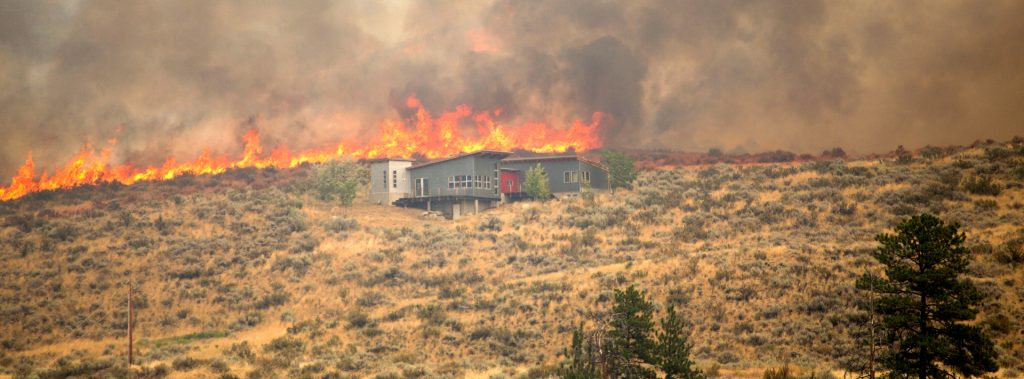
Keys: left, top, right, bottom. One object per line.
{"left": 857, "top": 214, "right": 998, "bottom": 379}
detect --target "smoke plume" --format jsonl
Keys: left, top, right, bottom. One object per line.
{"left": 2, "top": 0, "right": 1023, "bottom": 178}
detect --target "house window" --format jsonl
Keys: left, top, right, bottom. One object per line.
{"left": 564, "top": 171, "right": 579, "bottom": 183}
{"left": 392, "top": 170, "right": 397, "bottom": 188}
{"left": 581, "top": 170, "right": 590, "bottom": 183}
{"left": 415, "top": 178, "right": 428, "bottom": 197}
{"left": 382, "top": 170, "right": 387, "bottom": 187}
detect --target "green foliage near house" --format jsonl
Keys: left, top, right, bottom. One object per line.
{"left": 524, "top": 163, "right": 551, "bottom": 201}
{"left": 601, "top": 151, "right": 638, "bottom": 191}
{"left": 856, "top": 214, "right": 998, "bottom": 379}
{"left": 311, "top": 160, "right": 365, "bottom": 205}
{"left": 560, "top": 286, "right": 704, "bottom": 379}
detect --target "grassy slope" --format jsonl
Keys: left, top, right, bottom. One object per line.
{"left": 0, "top": 143, "right": 1022, "bottom": 378}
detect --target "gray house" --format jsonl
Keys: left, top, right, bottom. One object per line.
{"left": 377, "top": 151, "right": 610, "bottom": 219}
{"left": 499, "top": 155, "right": 609, "bottom": 198}
{"left": 394, "top": 150, "right": 510, "bottom": 218}
{"left": 367, "top": 158, "right": 414, "bottom": 205}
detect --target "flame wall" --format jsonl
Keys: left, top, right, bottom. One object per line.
{"left": 0, "top": 97, "right": 603, "bottom": 200}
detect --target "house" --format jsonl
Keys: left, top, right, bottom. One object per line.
{"left": 375, "top": 150, "right": 610, "bottom": 219}
{"left": 498, "top": 155, "right": 609, "bottom": 199}
{"left": 367, "top": 158, "right": 414, "bottom": 205}
{"left": 393, "top": 150, "right": 509, "bottom": 218}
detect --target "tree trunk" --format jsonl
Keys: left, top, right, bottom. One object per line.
{"left": 919, "top": 291, "right": 927, "bottom": 379}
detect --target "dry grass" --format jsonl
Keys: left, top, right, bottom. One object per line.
{"left": 1, "top": 141, "right": 1023, "bottom": 378}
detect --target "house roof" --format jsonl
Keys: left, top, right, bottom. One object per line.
{"left": 502, "top": 155, "right": 608, "bottom": 171}
{"left": 361, "top": 157, "right": 417, "bottom": 164}
{"left": 409, "top": 150, "right": 512, "bottom": 170}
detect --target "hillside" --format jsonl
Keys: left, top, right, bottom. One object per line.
{"left": 1, "top": 141, "right": 1023, "bottom": 378}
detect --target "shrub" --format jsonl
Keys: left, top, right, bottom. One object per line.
{"left": 347, "top": 311, "right": 371, "bottom": 329}
{"left": 326, "top": 217, "right": 359, "bottom": 233}
{"left": 974, "top": 199, "right": 998, "bottom": 211}
{"left": 288, "top": 233, "right": 320, "bottom": 254}
{"left": 963, "top": 175, "right": 1002, "bottom": 196}
{"left": 762, "top": 365, "right": 795, "bottom": 379}
{"left": 263, "top": 336, "right": 305, "bottom": 360}
{"left": 227, "top": 342, "right": 255, "bottom": 363}
{"left": 832, "top": 201, "right": 856, "bottom": 216}
{"left": 416, "top": 304, "right": 447, "bottom": 326}
{"left": 231, "top": 313, "right": 262, "bottom": 331}
{"left": 255, "top": 290, "right": 290, "bottom": 309}
{"left": 994, "top": 238, "right": 1024, "bottom": 266}
{"left": 171, "top": 356, "right": 202, "bottom": 371}
{"left": 46, "top": 223, "right": 80, "bottom": 242}
{"left": 477, "top": 216, "right": 502, "bottom": 232}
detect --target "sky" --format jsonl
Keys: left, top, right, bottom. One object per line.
{"left": 1, "top": 0, "right": 1022, "bottom": 179}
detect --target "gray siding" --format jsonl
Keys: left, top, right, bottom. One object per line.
{"left": 408, "top": 155, "right": 502, "bottom": 199}
{"left": 500, "top": 158, "right": 609, "bottom": 193}
{"left": 369, "top": 160, "right": 412, "bottom": 204}
{"left": 580, "top": 161, "right": 609, "bottom": 190}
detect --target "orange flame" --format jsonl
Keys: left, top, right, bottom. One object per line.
{"left": 1, "top": 98, "right": 604, "bottom": 201}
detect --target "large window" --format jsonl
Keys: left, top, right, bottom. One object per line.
{"left": 564, "top": 171, "right": 579, "bottom": 183}
{"left": 581, "top": 170, "right": 590, "bottom": 183}
{"left": 448, "top": 174, "right": 494, "bottom": 191}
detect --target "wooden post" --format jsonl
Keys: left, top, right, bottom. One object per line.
{"left": 128, "top": 278, "right": 133, "bottom": 367}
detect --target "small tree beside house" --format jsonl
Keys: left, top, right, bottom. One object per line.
{"left": 311, "top": 160, "right": 365, "bottom": 206}
{"left": 523, "top": 163, "right": 551, "bottom": 201}
{"left": 601, "top": 151, "right": 637, "bottom": 192}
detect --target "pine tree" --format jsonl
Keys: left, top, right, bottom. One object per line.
{"left": 657, "top": 306, "right": 704, "bottom": 379}
{"left": 559, "top": 323, "right": 601, "bottom": 379}
{"left": 856, "top": 214, "right": 998, "bottom": 379}
{"left": 606, "top": 286, "right": 656, "bottom": 378}
{"left": 559, "top": 286, "right": 703, "bottom": 379}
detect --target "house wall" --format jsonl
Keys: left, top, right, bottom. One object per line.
{"left": 407, "top": 156, "right": 503, "bottom": 199}
{"left": 580, "top": 160, "right": 610, "bottom": 191}
{"left": 369, "top": 160, "right": 412, "bottom": 205}
{"left": 500, "top": 159, "right": 609, "bottom": 194}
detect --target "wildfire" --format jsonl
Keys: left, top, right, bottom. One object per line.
{"left": 0, "top": 97, "right": 604, "bottom": 201}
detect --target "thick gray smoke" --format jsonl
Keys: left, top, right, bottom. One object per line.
{"left": 2, "top": 0, "right": 1023, "bottom": 178}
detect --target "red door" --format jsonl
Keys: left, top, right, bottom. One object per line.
{"left": 500, "top": 170, "right": 521, "bottom": 193}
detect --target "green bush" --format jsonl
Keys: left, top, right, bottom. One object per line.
{"left": 326, "top": 217, "right": 359, "bottom": 233}
{"left": 311, "top": 160, "right": 365, "bottom": 205}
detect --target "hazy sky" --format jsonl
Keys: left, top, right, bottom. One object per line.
{"left": 1, "top": 0, "right": 1022, "bottom": 178}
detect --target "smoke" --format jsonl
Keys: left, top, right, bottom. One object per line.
{"left": 2, "top": 0, "right": 1023, "bottom": 178}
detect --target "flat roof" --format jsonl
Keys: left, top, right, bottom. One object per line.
{"left": 410, "top": 150, "right": 512, "bottom": 170}
{"left": 361, "top": 157, "right": 417, "bottom": 163}
{"left": 502, "top": 155, "right": 608, "bottom": 171}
